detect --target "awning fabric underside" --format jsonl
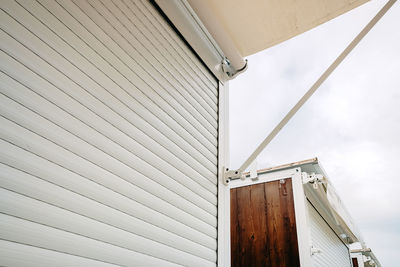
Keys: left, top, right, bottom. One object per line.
{"left": 192, "top": 0, "right": 369, "bottom": 57}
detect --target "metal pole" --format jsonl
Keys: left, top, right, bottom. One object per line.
{"left": 237, "top": 0, "right": 397, "bottom": 174}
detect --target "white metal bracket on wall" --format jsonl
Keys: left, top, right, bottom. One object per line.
{"left": 223, "top": 168, "right": 243, "bottom": 185}
{"left": 310, "top": 246, "right": 323, "bottom": 256}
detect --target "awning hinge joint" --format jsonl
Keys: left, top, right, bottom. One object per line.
{"left": 302, "top": 172, "right": 325, "bottom": 189}
{"left": 222, "top": 58, "right": 248, "bottom": 80}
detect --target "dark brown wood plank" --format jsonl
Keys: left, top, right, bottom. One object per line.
{"left": 278, "top": 179, "right": 300, "bottom": 267}
{"left": 352, "top": 258, "right": 359, "bottom": 267}
{"left": 231, "top": 187, "right": 240, "bottom": 266}
{"left": 231, "top": 178, "right": 300, "bottom": 267}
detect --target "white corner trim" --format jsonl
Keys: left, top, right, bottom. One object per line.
{"left": 292, "top": 169, "right": 313, "bottom": 267}
{"left": 217, "top": 81, "right": 230, "bottom": 266}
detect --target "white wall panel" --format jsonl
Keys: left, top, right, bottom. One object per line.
{"left": 136, "top": 0, "right": 218, "bottom": 94}
{"left": 308, "top": 201, "right": 352, "bottom": 267}
{"left": 0, "top": 0, "right": 218, "bottom": 266}
{"left": 0, "top": 213, "right": 180, "bottom": 267}
{"left": 1, "top": 0, "right": 218, "bottom": 163}
{"left": 125, "top": 0, "right": 218, "bottom": 110}
{"left": 0, "top": 240, "right": 119, "bottom": 267}
{"left": 0, "top": 143, "right": 216, "bottom": 249}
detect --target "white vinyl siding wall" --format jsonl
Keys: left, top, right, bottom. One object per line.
{"left": 307, "top": 201, "right": 352, "bottom": 267}
{"left": 0, "top": 0, "right": 218, "bottom": 266}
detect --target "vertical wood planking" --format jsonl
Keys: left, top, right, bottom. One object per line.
{"left": 230, "top": 178, "right": 300, "bottom": 267}
{"left": 278, "top": 179, "right": 301, "bottom": 267}
{"left": 352, "top": 257, "right": 359, "bottom": 267}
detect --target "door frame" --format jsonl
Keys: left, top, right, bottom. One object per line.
{"left": 219, "top": 166, "right": 313, "bottom": 266}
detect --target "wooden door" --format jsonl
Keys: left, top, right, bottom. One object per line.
{"left": 231, "top": 178, "right": 300, "bottom": 267}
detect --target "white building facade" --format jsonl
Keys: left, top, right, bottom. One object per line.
{"left": 0, "top": 0, "right": 377, "bottom": 266}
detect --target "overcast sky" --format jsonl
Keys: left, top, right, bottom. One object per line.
{"left": 229, "top": 0, "right": 400, "bottom": 265}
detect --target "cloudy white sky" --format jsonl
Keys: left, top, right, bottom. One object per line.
{"left": 229, "top": 0, "right": 400, "bottom": 266}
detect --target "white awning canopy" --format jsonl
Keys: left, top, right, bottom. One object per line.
{"left": 156, "top": 0, "right": 369, "bottom": 80}
{"left": 191, "top": 0, "right": 369, "bottom": 57}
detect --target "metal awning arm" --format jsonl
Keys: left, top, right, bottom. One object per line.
{"left": 224, "top": 0, "right": 397, "bottom": 185}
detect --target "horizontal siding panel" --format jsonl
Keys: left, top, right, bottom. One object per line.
{"left": 0, "top": 163, "right": 216, "bottom": 259}
{"left": 0, "top": 213, "right": 181, "bottom": 267}
{"left": 7, "top": 0, "right": 218, "bottom": 151}
{"left": 0, "top": 188, "right": 216, "bottom": 266}
{"left": 0, "top": 2, "right": 218, "bottom": 163}
{"left": 0, "top": 37, "right": 217, "bottom": 177}
{"left": 0, "top": 0, "right": 218, "bottom": 265}
{"left": 37, "top": 0, "right": 219, "bottom": 175}
{"left": 137, "top": 0, "right": 218, "bottom": 97}
{"left": 39, "top": 0, "right": 218, "bottom": 134}
{"left": 308, "top": 201, "right": 351, "bottom": 267}
{"left": 79, "top": 0, "right": 218, "bottom": 139}
{"left": 0, "top": 91, "right": 217, "bottom": 219}
{"left": 0, "top": 143, "right": 217, "bottom": 248}
{"left": 0, "top": 240, "right": 119, "bottom": 267}
{"left": 103, "top": 0, "right": 218, "bottom": 117}
{"left": 0, "top": 22, "right": 219, "bottom": 183}
{"left": 0, "top": 115, "right": 217, "bottom": 228}
{"left": 0, "top": 71, "right": 217, "bottom": 197}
